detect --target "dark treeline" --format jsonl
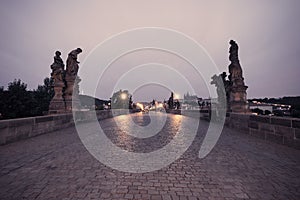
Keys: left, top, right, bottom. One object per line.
{"left": 0, "top": 78, "right": 54, "bottom": 120}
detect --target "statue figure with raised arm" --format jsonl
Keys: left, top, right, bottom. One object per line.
{"left": 66, "top": 48, "right": 82, "bottom": 77}
{"left": 64, "top": 48, "right": 83, "bottom": 111}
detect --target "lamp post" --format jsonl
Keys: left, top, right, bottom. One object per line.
{"left": 121, "top": 93, "right": 127, "bottom": 100}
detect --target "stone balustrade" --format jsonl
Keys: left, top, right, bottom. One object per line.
{"left": 178, "top": 110, "right": 300, "bottom": 149}
{"left": 1, "top": 110, "right": 299, "bottom": 149}
{"left": 0, "top": 109, "right": 128, "bottom": 145}
{"left": 225, "top": 113, "right": 300, "bottom": 149}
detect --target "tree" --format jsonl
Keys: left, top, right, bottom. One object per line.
{"left": 0, "top": 78, "right": 55, "bottom": 120}
{"left": 1, "top": 79, "right": 35, "bottom": 119}
{"left": 32, "top": 77, "right": 54, "bottom": 115}
{"left": 128, "top": 96, "right": 133, "bottom": 109}
{"left": 111, "top": 90, "right": 132, "bottom": 109}
{"left": 264, "top": 110, "right": 271, "bottom": 115}
{"left": 251, "top": 108, "right": 263, "bottom": 115}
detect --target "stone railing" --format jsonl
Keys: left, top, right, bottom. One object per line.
{"left": 0, "top": 109, "right": 128, "bottom": 145}
{"left": 166, "top": 109, "right": 181, "bottom": 115}
{"left": 178, "top": 109, "right": 209, "bottom": 120}
{"left": 225, "top": 113, "right": 300, "bottom": 149}
{"left": 177, "top": 110, "right": 300, "bottom": 149}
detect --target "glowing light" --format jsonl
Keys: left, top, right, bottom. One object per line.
{"left": 121, "top": 93, "right": 127, "bottom": 100}
{"left": 174, "top": 93, "right": 180, "bottom": 99}
{"left": 157, "top": 103, "right": 164, "bottom": 108}
{"left": 136, "top": 103, "right": 144, "bottom": 110}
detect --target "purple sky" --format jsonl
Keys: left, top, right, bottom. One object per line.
{"left": 0, "top": 0, "right": 299, "bottom": 101}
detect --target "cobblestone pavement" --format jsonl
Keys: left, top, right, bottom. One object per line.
{"left": 0, "top": 113, "right": 299, "bottom": 200}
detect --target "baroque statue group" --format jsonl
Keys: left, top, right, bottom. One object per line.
{"left": 49, "top": 48, "right": 82, "bottom": 113}
{"left": 48, "top": 40, "right": 249, "bottom": 114}
{"left": 211, "top": 40, "right": 248, "bottom": 113}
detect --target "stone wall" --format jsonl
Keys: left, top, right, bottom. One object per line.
{"left": 2, "top": 110, "right": 299, "bottom": 149}
{"left": 225, "top": 113, "right": 300, "bottom": 149}
{"left": 179, "top": 110, "right": 300, "bottom": 149}
{"left": 0, "top": 110, "right": 128, "bottom": 145}
{"left": 179, "top": 109, "right": 210, "bottom": 120}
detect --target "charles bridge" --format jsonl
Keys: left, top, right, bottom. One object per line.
{"left": 0, "top": 111, "right": 300, "bottom": 200}
{"left": 0, "top": 41, "right": 300, "bottom": 199}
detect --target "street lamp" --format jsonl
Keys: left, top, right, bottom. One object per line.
{"left": 174, "top": 93, "right": 180, "bottom": 100}
{"left": 121, "top": 93, "right": 127, "bottom": 100}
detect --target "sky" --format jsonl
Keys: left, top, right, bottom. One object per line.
{"left": 0, "top": 0, "right": 299, "bottom": 101}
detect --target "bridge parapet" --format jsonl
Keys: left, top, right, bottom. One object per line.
{"left": 177, "top": 110, "right": 300, "bottom": 149}
{"left": 225, "top": 113, "right": 300, "bottom": 149}
{"left": 0, "top": 109, "right": 128, "bottom": 145}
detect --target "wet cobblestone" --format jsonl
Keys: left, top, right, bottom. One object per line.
{"left": 0, "top": 113, "right": 299, "bottom": 200}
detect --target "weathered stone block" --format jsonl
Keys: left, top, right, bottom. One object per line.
{"left": 62, "top": 114, "right": 73, "bottom": 123}
{"left": 294, "top": 128, "right": 300, "bottom": 139}
{"left": 35, "top": 116, "right": 54, "bottom": 123}
{"left": 259, "top": 123, "right": 274, "bottom": 133}
{"left": 274, "top": 126, "right": 293, "bottom": 138}
{"left": 0, "top": 120, "right": 9, "bottom": 129}
{"left": 292, "top": 119, "right": 300, "bottom": 128}
{"left": 283, "top": 137, "right": 300, "bottom": 149}
{"left": 248, "top": 121, "right": 258, "bottom": 129}
{"left": 9, "top": 118, "right": 34, "bottom": 127}
{"left": 5, "top": 125, "right": 32, "bottom": 143}
{"left": 53, "top": 115, "right": 65, "bottom": 120}
{"left": 249, "top": 128, "right": 265, "bottom": 140}
{"left": 249, "top": 115, "right": 270, "bottom": 123}
{"left": 53, "top": 119, "right": 63, "bottom": 126}
{"left": 266, "top": 133, "right": 284, "bottom": 144}
{"left": 0, "top": 128, "right": 9, "bottom": 145}
{"left": 270, "top": 117, "right": 291, "bottom": 127}
{"left": 236, "top": 113, "right": 250, "bottom": 121}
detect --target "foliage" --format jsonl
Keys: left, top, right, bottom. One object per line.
{"left": 0, "top": 79, "right": 34, "bottom": 119}
{"left": 79, "top": 94, "right": 109, "bottom": 110}
{"left": 32, "top": 77, "right": 54, "bottom": 115}
{"left": 111, "top": 90, "right": 132, "bottom": 109}
{"left": 251, "top": 108, "right": 264, "bottom": 115}
{"left": 264, "top": 110, "right": 272, "bottom": 115}
{"left": 0, "top": 78, "right": 54, "bottom": 120}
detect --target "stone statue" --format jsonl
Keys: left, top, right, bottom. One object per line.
{"left": 211, "top": 74, "right": 226, "bottom": 105}
{"left": 227, "top": 40, "right": 249, "bottom": 113}
{"left": 220, "top": 72, "right": 231, "bottom": 93}
{"left": 168, "top": 92, "right": 174, "bottom": 109}
{"left": 64, "top": 48, "right": 83, "bottom": 111}
{"left": 66, "top": 48, "right": 82, "bottom": 76}
{"left": 50, "top": 51, "right": 64, "bottom": 82}
{"left": 228, "top": 40, "right": 243, "bottom": 82}
{"left": 229, "top": 40, "right": 239, "bottom": 63}
{"left": 49, "top": 48, "right": 83, "bottom": 113}
{"left": 49, "top": 51, "right": 66, "bottom": 114}
{"left": 220, "top": 72, "right": 231, "bottom": 109}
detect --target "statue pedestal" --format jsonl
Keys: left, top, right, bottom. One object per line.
{"left": 229, "top": 83, "right": 249, "bottom": 113}
{"left": 49, "top": 81, "right": 66, "bottom": 114}
{"left": 64, "top": 97, "right": 81, "bottom": 111}
{"left": 64, "top": 75, "right": 81, "bottom": 112}
{"left": 49, "top": 100, "right": 66, "bottom": 114}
